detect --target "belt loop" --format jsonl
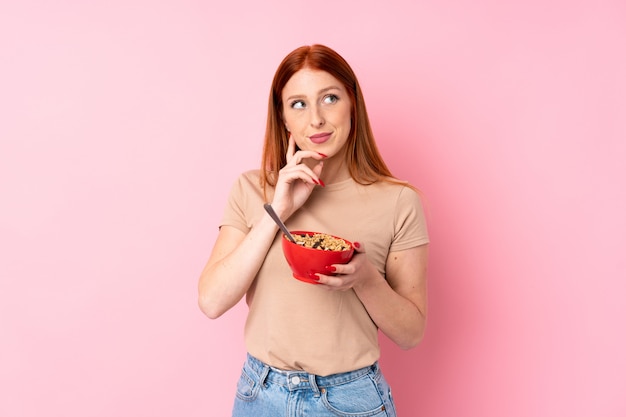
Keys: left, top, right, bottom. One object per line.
{"left": 308, "top": 373, "right": 320, "bottom": 397}
{"left": 370, "top": 361, "right": 381, "bottom": 381}
{"left": 259, "top": 364, "right": 270, "bottom": 388}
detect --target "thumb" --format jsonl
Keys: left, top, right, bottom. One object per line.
{"left": 352, "top": 241, "right": 365, "bottom": 253}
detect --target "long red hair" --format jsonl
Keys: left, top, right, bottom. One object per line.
{"left": 261, "top": 44, "right": 400, "bottom": 194}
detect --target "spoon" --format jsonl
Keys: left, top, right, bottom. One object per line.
{"left": 263, "top": 203, "right": 299, "bottom": 244}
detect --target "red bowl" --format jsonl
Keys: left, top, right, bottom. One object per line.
{"left": 281, "top": 230, "right": 354, "bottom": 284}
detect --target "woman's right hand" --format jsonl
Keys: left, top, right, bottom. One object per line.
{"left": 270, "top": 135, "right": 325, "bottom": 219}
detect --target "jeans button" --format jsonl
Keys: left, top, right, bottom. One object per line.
{"left": 291, "top": 375, "right": 301, "bottom": 385}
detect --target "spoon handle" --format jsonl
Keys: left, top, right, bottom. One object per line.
{"left": 263, "top": 203, "right": 297, "bottom": 243}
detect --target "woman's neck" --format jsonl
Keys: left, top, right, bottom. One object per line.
{"left": 318, "top": 155, "right": 350, "bottom": 185}
{"left": 302, "top": 145, "right": 350, "bottom": 185}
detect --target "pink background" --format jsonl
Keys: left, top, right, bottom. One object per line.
{"left": 1, "top": 1, "right": 625, "bottom": 416}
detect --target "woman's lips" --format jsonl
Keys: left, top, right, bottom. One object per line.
{"left": 309, "top": 132, "right": 332, "bottom": 144}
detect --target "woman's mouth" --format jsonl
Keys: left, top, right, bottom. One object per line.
{"left": 309, "top": 132, "right": 332, "bottom": 144}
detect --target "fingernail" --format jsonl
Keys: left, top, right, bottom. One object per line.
{"left": 309, "top": 273, "right": 320, "bottom": 281}
{"left": 325, "top": 265, "right": 336, "bottom": 273}
{"left": 353, "top": 242, "right": 361, "bottom": 249}
{"left": 312, "top": 179, "right": 320, "bottom": 185}
{"left": 318, "top": 179, "right": 325, "bottom": 187}
{"left": 317, "top": 152, "right": 328, "bottom": 158}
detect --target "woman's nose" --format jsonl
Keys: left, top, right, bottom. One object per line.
{"left": 310, "top": 106, "right": 325, "bottom": 128}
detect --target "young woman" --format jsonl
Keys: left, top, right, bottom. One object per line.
{"left": 198, "top": 44, "right": 429, "bottom": 417}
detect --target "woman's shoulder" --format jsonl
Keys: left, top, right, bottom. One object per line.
{"left": 231, "top": 169, "right": 262, "bottom": 186}
{"left": 365, "top": 178, "right": 426, "bottom": 211}
{"left": 239, "top": 169, "right": 262, "bottom": 180}
{"left": 371, "top": 177, "right": 421, "bottom": 196}
{"left": 224, "top": 170, "right": 265, "bottom": 198}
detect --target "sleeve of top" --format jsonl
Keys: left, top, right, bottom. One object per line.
{"left": 389, "top": 186, "right": 430, "bottom": 252}
{"left": 219, "top": 173, "right": 253, "bottom": 234}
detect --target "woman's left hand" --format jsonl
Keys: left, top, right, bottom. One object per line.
{"left": 318, "top": 242, "right": 429, "bottom": 349}
{"left": 316, "top": 243, "right": 380, "bottom": 291}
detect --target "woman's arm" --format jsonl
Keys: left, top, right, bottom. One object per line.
{"left": 319, "top": 244, "right": 429, "bottom": 349}
{"left": 198, "top": 137, "right": 325, "bottom": 319}
{"left": 197, "top": 216, "right": 279, "bottom": 319}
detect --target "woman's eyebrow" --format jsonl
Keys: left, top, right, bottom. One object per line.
{"left": 285, "top": 86, "right": 342, "bottom": 102}
{"left": 318, "top": 85, "right": 342, "bottom": 94}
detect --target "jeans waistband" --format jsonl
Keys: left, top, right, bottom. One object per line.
{"left": 244, "top": 353, "right": 379, "bottom": 393}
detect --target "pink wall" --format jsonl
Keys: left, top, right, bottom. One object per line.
{"left": 1, "top": 1, "right": 625, "bottom": 416}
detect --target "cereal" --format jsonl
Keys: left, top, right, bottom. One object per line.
{"left": 292, "top": 233, "right": 351, "bottom": 251}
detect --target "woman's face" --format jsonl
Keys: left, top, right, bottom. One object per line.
{"left": 281, "top": 68, "right": 352, "bottom": 158}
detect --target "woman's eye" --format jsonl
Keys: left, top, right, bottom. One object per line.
{"left": 323, "top": 94, "right": 338, "bottom": 104}
{"left": 290, "top": 100, "right": 306, "bottom": 109}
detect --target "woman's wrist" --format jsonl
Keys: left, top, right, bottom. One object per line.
{"left": 266, "top": 202, "right": 292, "bottom": 222}
{"left": 352, "top": 260, "right": 385, "bottom": 293}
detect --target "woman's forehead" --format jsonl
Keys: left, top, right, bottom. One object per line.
{"left": 282, "top": 69, "right": 344, "bottom": 97}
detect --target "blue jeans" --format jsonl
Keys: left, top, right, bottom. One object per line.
{"left": 232, "top": 354, "right": 397, "bottom": 417}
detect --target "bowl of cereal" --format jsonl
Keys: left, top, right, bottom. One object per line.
{"left": 282, "top": 230, "right": 354, "bottom": 284}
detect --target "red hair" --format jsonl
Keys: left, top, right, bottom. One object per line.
{"left": 261, "top": 44, "right": 401, "bottom": 195}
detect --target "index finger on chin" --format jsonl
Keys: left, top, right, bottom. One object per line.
{"left": 286, "top": 134, "right": 296, "bottom": 159}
